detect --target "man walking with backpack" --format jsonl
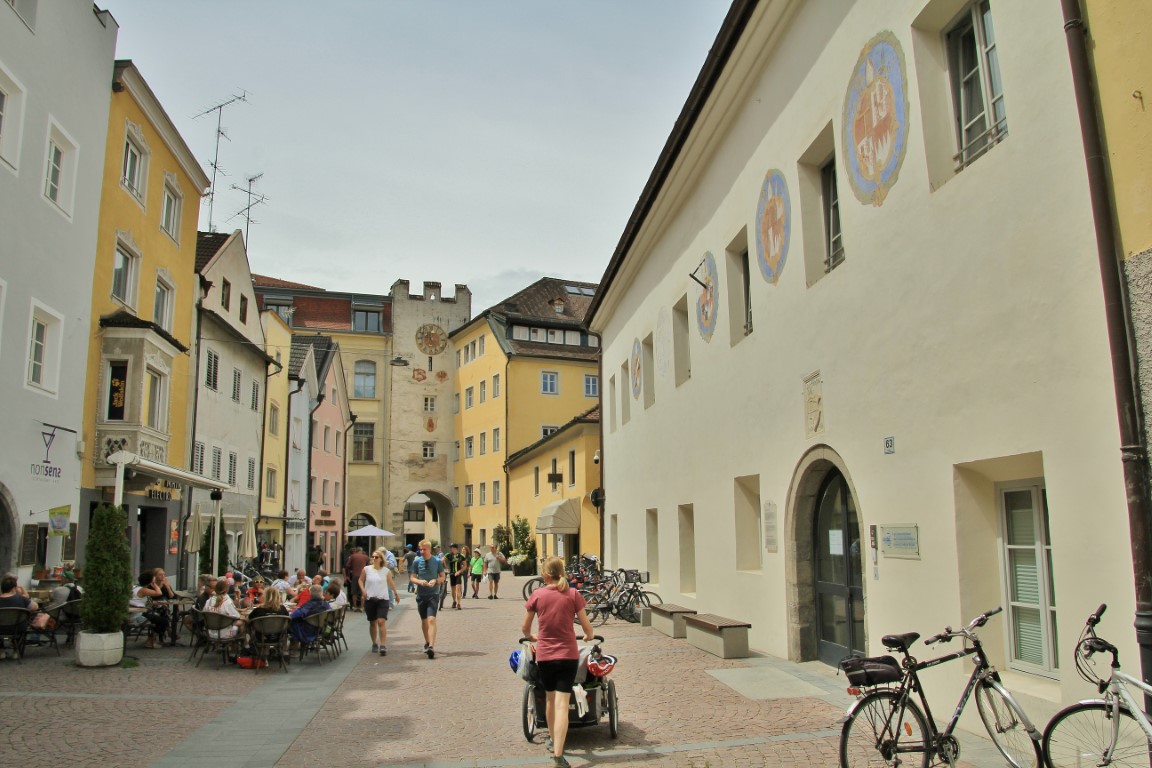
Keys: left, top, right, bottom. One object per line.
{"left": 410, "top": 539, "right": 444, "bottom": 658}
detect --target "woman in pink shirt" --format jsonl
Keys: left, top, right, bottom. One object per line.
{"left": 522, "top": 557, "right": 595, "bottom": 768}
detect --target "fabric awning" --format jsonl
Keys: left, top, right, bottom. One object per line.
{"left": 106, "top": 450, "right": 228, "bottom": 506}
{"left": 535, "top": 498, "right": 581, "bottom": 534}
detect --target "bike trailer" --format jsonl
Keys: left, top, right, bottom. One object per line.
{"left": 839, "top": 655, "right": 901, "bottom": 687}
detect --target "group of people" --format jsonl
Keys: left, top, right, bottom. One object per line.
{"left": 0, "top": 571, "right": 84, "bottom": 659}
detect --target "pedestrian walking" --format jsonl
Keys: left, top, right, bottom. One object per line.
{"left": 359, "top": 548, "right": 396, "bottom": 656}
{"left": 404, "top": 544, "right": 417, "bottom": 592}
{"left": 445, "top": 543, "right": 467, "bottom": 609}
{"left": 410, "top": 539, "right": 444, "bottom": 658}
{"left": 344, "top": 546, "right": 369, "bottom": 611}
{"left": 522, "top": 556, "right": 596, "bottom": 768}
{"left": 483, "top": 544, "right": 507, "bottom": 599}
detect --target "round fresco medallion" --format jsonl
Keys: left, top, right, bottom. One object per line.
{"left": 841, "top": 31, "right": 910, "bottom": 206}
{"left": 755, "top": 168, "right": 791, "bottom": 285}
{"left": 695, "top": 252, "right": 718, "bottom": 343}
{"left": 630, "top": 338, "right": 642, "bottom": 400}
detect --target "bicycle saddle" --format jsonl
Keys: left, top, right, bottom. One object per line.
{"left": 881, "top": 632, "right": 920, "bottom": 651}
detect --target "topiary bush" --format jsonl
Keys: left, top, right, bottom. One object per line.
{"left": 81, "top": 504, "right": 133, "bottom": 634}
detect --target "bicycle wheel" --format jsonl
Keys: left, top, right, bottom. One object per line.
{"left": 619, "top": 594, "right": 641, "bottom": 623}
{"left": 974, "top": 680, "right": 1042, "bottom": 768}
{"left": 1043, "top": 701, "right": 1148, "bottom": 767}
{"left": 522, "top": 578, "right": 544, "bottom": 601}
{"left": 606, "top": 679, "right": 619, "bottom": 739}
{"left": 521, "top": 684, "right": 538, "bottom": 741}
{"left": 581, "top": 592, "right": 611, "bottom": 626}
{"left": 840, "top": 690, "right": 930, "bottom": 768}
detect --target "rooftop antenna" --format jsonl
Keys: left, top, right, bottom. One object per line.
{"left": 228, "top": 172, "right": 267, "bottom": 247}
{"left": 193, "top": 91, "right": 248, "bottom": 232}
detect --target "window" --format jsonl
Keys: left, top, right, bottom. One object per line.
{"left": 43, "top": 124, "right": 76, "bottom": 212}
{"left": 144, "top": 368, "right": 165, "bottom": 430}
{"left": 239, "top": 295, "right": 249, "bottom": 324}
{"left": 220, "top": 279, "right": 231, "bottom": 311}
{"left": 585, "top": 374, "right": 599, "bottom": 398}
{"left": 479, "top": 482, "right": 487, "bottom": 506}
{"left": 111, "top": 245, "right": 137, "bottom": 305}
{"left": 551, "top": 458, "right": 559, "bottom": 491}
{"left": 121, "top": 130, "right": 146, "bottom": 198}
{"left": 270, "top": 303, "right": 292, "bottom": 324}
{"left": 335, "top": 431, "right": 341, "bottom": 456}
{"left": 25, "top": 301, "right": 62, "bottom": 394}
{"left": 947, "top": 1, "right": 1007, "bottom": 169}
{"left": 324, "top": 425, "right": 331, "bottom": 453}
{"left": 465, "top": 387, "right": 474, "bottom": 409}
{"left": 423, "top": 396, "right": 436, "bottom": 413}
{"left": 353, "top": 309, "right": 381, "bottom": 332}
{"left": 354, "top": 360, "right": 376, "bottom": 398}
{"left": 353, "top": 423, "right": 374, "bottom": 461}
{"left": 269, "top": 404, "right": 280, "bottom": 435}
{"left": 250, "top": 380, "right": 259, "bottom": 411}
{"left": 309, "top": 477, "right": 317, "bottom": 503}
{"left": 247, "top": 457, "right": 256, "bottom": 490}
{"left": 453, "top": 393, "right": 460, "bottom": 413}
{"left": 292, "top": 418, "right": 302, "bottom": 450}
{"left": 192, "top": 441, "right": 205, "bottom": 474}
{"left": 322, "top": 479, "right": 330, "bottom": 504}
{"left": 493, "top": 374, "right": 500, "bottom": 397}
{"left": 228, "top": 452, "right": 237, "bottom": 486}
{"left": 465, "top": 436, "right": 474, "bottom": 458}
{"left": 231, "top": 368, "right": 241, "bottom": 402}
{"left": 205, "top": 349, "right": 219, "bottom": 390}
{"left": 465, "top": 484, "right": 474, "bottom": 507}
{"left": 452, "top": 487, "right": 460, "bottom": 506}
{"left": 161, "top": 181, "right": 181, "bottom": 239}
{"left": 265, "top": 467, "right": 277, "bottom": 498}
{"left": 334, "top": 482, "right": 341, "bottom": 505}
{"left": 642, "top": 333, "right": 655, "bottom": 409}
{"left": 513, "top": 326, "right": 529, "bottom": 341}
{"left": 493, "top": 480, "right": 501, "bottom": 504}
{"left": 478, "top": 335, "right": 485, "bottom": 355}
{"left": 422, "top": 442, "right": 436, "bottom": 459}
{"left": 569, "top": 450, "right": 576, "bottom": 486}
{"left": 822, "top": 158, "right": 845, "bottom": 271}
{"left": 534, "top": 466, "right": 540, "bottom": 496}
{"left": 673, "top": 295, "right": 691, "bottom": 386}
{"left": 211, "top": 447, "right": 222, "bottom": 481}
{"left": 542, "top": 426, "right": 559, "bottom": 438}
{"left": 479, "top": 432, "right": 486, "bottom": 455}
{"left": 479, "top": 381, "right": 486, "bottom": 403}
{"left": 105, "top": 361, "right": 128, "bottom": 420}
{"left": 0, "top": 62, "right": 25, "bottom": 172}
{"left": 492, "top": 428, "right": 500, "bottom": 452}
{"left": 734, "top": 475, "right": 762, "bottom": 571}
{"left": 1001, "top": 482, "right": 1057, "bottom": 673}
{"left": 153, "top": 279, "right": 173, "bottom": 332}
{"left": 541, "top": 371, "right": 558, "bottom": 395}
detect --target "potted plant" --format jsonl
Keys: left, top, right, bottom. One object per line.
{"left": 76, "top": 503, "right": 132, "bottom": 667}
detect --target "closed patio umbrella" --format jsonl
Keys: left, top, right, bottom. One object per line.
{"left": 184, "top": 503, "right": 203, "bottom": 554}
{"left": 240, "top": 509, "right": 258, "bottom": 560}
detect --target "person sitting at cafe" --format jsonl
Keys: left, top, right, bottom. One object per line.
{"left": 244, "top": 577, "right": 265, "bottom": 608}
{"left": 129, "top": 570, "right": 168, "bottom": 648}
{"left": 289, "top": 585, "right": 329, "bottom": 646}
{"left": 269, "top": 570, "right": 292, "bottom": 595}
{"left": 50, "top": 567, "right": 83, "bottom": 606}
{"left": 0, "top": 575, "right": 37, "bottom": 660}
{"left": 287, "top": 568, "right": 307, "bottom": 588}
{"left": 194, "top": 575, "right": 218, "bottom": 610}
{"left": 248, "top": 586, "right": 289, "bottom": 621}
{"left": 324, "top": 579, "right": 347, "bottom": 609}
{"left": 202, "top": 580, "right": 241, "bottom": 640}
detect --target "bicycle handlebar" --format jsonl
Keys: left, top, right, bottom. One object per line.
{"left": 1089, "top": 603, "right": 1107, "bottom": 627}
{"left": 924, "top": 608, "right": 1003, "bottom": 645}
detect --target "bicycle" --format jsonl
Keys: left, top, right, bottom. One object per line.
{"left": 582, "top": 570, "right": 661, "bottom": 625}
{"left": 838, "top": 607, "right": 1043, "bottom": 768}
{"left": 1042, "top": 603, "right": 1152, "bottom": 767}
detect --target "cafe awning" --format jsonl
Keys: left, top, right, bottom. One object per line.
{"left": 106, "top": 450, "right": 228, "bottom": 506}
{"left": 535, "top": 498, "right": 581, "bottom": 535}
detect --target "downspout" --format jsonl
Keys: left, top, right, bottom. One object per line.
{"left": 1061, "top": 0, "right": 1152, "bottom": 701}
{"left": 504, "top": 354, "right": 511, "bottom": 533}
{"left": 596, "top": 344, "right": 605, "bottom": 565}
{"left": 255, "top": 356, "right": 283, "bottom": 530}
{"left": 305, "top": 392, "right": 325, "bottom": 557}
{"left": 285, "top": 378, "right": 303, "bottom": 553}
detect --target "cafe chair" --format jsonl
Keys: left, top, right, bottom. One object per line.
{"left": 298, "top": 610, "right": 335, "bottom": 664}
{"left": 0, "top": 607, "right": 32, "bottom": 662}
{"left": 330, "top": 605, "right": 349, "bottom": 654}
{"left": 248, "top": 615, "right": 291, "bottom": 673}
{"left": 30, "top": 605, "right": 63, "bottom": 656}
{"left": 185, "top": 609, "right": 207, "bottom": 661}
{"left": 196, "top": 611, "right": 241, "bottom": 667}
{"left": 58, "top": 599, "right": 84, "bottom": 645}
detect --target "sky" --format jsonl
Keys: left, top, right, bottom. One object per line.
{"left": 105, "top": 0, "right": 734, "bottom": 314}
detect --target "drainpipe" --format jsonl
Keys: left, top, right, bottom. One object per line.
{"left": 305, "top": 391, "right": 325, "bottom": 560}
{"left": 179, "top": 282, "right": 208, "bottom": 590}
{"left": 254, "top": 355, "right": 283, "bottom": 535}
{"left": 284, "top": 379, "right": 303, "bottom": 560}
{"left": 1061, "top": 0, "right": 1152, "bottom": 703}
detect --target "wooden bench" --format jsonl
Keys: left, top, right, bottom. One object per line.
{"left": 683, "top": 613, "right": 752, "bottom": 658}
{"left": 649, "top": 604, "right": 697, "bottom": 639}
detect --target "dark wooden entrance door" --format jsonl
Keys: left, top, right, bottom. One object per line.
{"left": 814, "top": 469, "right": 865, "bottom": 664}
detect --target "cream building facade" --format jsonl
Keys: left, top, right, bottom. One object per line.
{"left": 585, "top": 0, "right": 1138, "bottom": 725}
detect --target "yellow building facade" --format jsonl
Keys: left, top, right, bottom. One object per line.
{"left": 259, "top": 310, "right": 293, "bottom": 545}
{"left": 79, "top": 61, "right": 210, "bottom": 574}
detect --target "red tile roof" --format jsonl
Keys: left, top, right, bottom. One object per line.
{"left": 252, "top": 273, "right": 326, "bottom": 291}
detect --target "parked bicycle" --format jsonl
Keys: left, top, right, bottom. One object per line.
{"left": 582, "top": 570, "right": 661, "bottom": 625}
{"left": 838, "top": 607, "right": 1042, "bottom": 768}
{"left": 1042, "top": 603, "right": 1152, "bottom": 767}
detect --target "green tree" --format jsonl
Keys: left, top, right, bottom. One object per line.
{"left": 198, "top": 525, "right": 228, "bottom": 576}
{"left": 81, "top": 504, "right": 133, "bottom": 633}
{"left": 492, "top": 524, "right": 511, "bottom": 558}
{"left": 510, "top": 515, "right": 538, "bottom": 575}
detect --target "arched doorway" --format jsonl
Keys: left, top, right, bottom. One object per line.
{"left": 347, "top": 512, "right": 378, "bottom": 555}
{"left": 0, "top": 483, "right": 17, "bottom": 577}
{"left": 813, "top": 468, "right": 865, "bottom": 664}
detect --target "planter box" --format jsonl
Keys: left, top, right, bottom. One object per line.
{"left": 75, "top": 631, "right": 124, "bottom": 667}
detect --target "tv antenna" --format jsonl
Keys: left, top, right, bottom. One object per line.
{"left": 228, "top": 172, "right": 268, "bottom": 248}
{"left": 193, "top": 90, "right": 248, "bottom": 231}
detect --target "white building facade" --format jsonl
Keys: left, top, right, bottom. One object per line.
{"left": 0, "top": 2, "right": 117, "bottom": 580}
{"left": 586, "top": 0, "right": 1135, "bottom": 723}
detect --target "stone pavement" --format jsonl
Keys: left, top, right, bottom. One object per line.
{"left": 0, "top": 576, "right": 1016, "bottom": 767}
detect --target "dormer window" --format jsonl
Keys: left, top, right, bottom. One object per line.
{"left": 552, "top": 299, "right": 565, "bottom": 314}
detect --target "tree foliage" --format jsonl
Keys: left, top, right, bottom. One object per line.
{"left": 81, "top": 504, "right": 133, "bottom": 634}
{"left": 199, "top": 525, "right": 229, "bottom": 576}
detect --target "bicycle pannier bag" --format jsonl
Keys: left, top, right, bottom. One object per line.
{"left": 839, "top": 655, "right": 902, "bottom": 686}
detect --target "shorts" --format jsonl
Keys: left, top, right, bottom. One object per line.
{"left": 487, "top": 572, "right": 501, "bottom": 583}
{"left": 416, "top": 593, "right": 439, "bottom": 619}
{"left": 537, "top": 658, "right": 579, "bottom": 693}
{"left": 364, "top": 597, "right": 390, "bottom": 622}
{"left": 449, "top": 575, "right": 462, "bottom": 586}
{"left": 471, "top": 573, "right": 482, "bottom": 584}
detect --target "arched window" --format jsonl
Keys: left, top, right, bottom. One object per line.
{"left": 354, "top": 360, "right": 376, "bottom": 398}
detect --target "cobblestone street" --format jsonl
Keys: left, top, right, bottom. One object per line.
{"left": 0, "top": 576, "right": 1010, "bottom": 767}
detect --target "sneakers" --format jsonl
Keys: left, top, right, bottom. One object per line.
{"left": 487, "top": 595, "right": 493, "bottom": 600}
{"left": 423, "top": 642, "right": 430, "bottom": 650}
{"left": 371, "top": 643, "right": 379, "bottom": 653}
{"left": 426, "top": 646, "right": 435, "bottom": 659}
{"left": 379, "top": 647, "right": 386, "bottom": 657}
{"left": 552, "top": 756, "right": 570, "bottom": 768}
{"left": 546, "top": 737, "right": 554, "bottom": 751}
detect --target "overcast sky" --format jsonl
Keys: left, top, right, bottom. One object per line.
{"left": 105, "top": 1, "right": 732, "bottom": 313}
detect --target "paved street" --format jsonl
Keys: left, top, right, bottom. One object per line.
{"left": 0, "top": 576, "right": 1012, "bottom": 767}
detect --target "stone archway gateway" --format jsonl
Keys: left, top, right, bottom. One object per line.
{"left": 0, "top": 483, "right": 17, "bottom": 577}
{"left": 784, "top": 445, "right": 866, "bottom": 664}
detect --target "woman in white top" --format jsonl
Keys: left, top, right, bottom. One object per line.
{"left": 130, "top": 570, "right": 166, "bottom": 648}
{"left": 358, "top": 548, "right": 397, "bottom": 657}
{"left": 202, "top": 580, "right": 241, "bottom": 640}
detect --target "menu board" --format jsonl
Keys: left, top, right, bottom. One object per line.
{"left": 19, "top": 524, "right": 38, "bottom": 566}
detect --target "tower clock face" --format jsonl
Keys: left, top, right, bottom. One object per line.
{"left": 415, "top": 323, "right": 447, "bottom": 355}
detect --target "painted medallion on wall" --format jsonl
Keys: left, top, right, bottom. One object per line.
{"left": 415, "top": 323, "right": 447, "bottom": 355}
{"left": 841, "top": 31, "right": 910, "bottom": 207}
{"left": 755, "top": 168, "right": 791, "bottom": 284}
{"left": 630, "top": 338, "right": 642, "bottom": 400}
{"left": 695, "top": 251, "right": 718, "bottom": 343}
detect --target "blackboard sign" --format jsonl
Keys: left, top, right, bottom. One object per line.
{"left": 19, "top": 524, "right": 38, "bottom": 566}
{"left": 62, "top": 523, "right": 78, "bottom": 561}
{"left": 107, "top": 362, "right": 127, "bottom": 421}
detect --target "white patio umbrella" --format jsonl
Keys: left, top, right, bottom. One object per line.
{"left": 240, "top": 508, "right": 258, "bottom": 560}
{"left": 184, "top": 503, "right": 203, "bottom": 554}
{"left": 346, "top": 524, "right": 395, "bottom": 537}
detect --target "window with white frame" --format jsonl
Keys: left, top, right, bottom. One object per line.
{"left": 492, "top": 428, "right": 500, "bottom": 452}
{"left": 542, "top": 426, "right": 559, "bottom": 438}
{"left": 231, "top": 368, "right": 241, "bottom": 402}
{"left": 513, "top": 326, "right": 529, "bottom": 341}
{"left": 324, "top": 425, "right": 331, "bottom": 453}
{"left": 335, "top": 431, "right": 341, "bottom": 456}
{"left": 269, "top": 404, "right": 280, "bottom": 435}
{"left": 205, "top": 349, "right": 219, "bottom": 390}
{"left": 354, "top": 360, "right": 376, "bottom": 398}
{"left": 210, "top": 447, "right": 222, "bottom": 481}
{"left": 25, "top": 301, "right": 62, "bottom": 395}
{"left": 1000, "top": 482, "right": 1057, "bottom": 674}
{"left": 584, "top": 374, "right": 598, "bottom": 398}
{"left": 247, "top": 457, "right": 256, "bottom": 490}
{"left": 0, "top": 60, "right": 26, "bottom": 171}
{"left": 465, "top": 436, "right": 474, "bottom": 458}
{"left": 479, "top": 482, "right": 486, "bottom": 506}
{"left": 947, "top": 0, "right": 1007, "bottom": 169}
{"left": 423, "top": 396, "right": 436, "bottom": 413}
{"left": 121, "top": 124, "right": 148, "bottom": 200}
{"left": 493, "top": 480, "right": 501, "bottom": 504}
{"left": 465, "top": 387, "right": 474, "bottom": 409}
{"left": 220, "top": 279, "right": 231, "bottom": 311}
{"left": 422, "top": 441, "right": 435, "bottom": 459}
{"left": 111, "top": 244, "right": 138, "bottom": 306}
{"left": 309, "top": 477, "right": 316, "bottom": 503}
{"left": 43, "top": 120, "right": 77, "bottom": 215}
{"left": 541, "top": 371, "right": 558, "bottom": 395}
{"left": 479, "top": 432, "right": 486, "bottom": 455}
{"left": 228, "top": 452, "right": 237, "bottom": 486}
{"left": 353, "top": 423, "right": 374, "bottom": 461}
{"left": 452, "top": 487, "right": 460, "bottom": 506}
{"left": 465, "top": 484, "right": 474, "bottom": 507}
{"left": 265, "top": 467, "right": 277, "bottom": 497}
{"left": 153, "top": 278, "right": 173, "bottom": 332}
{"left": 493, "top": 374, "right": 500, "bottom": 397}
{"left": 192, "top": 441, "right": 205, "bottom": 474}
{"left": 479, "top": 335, "right": 485, "bottom": 355}
{"left": 479, "top": 380, "right": 486, "bottom": 403}
{"left": 322, "top": 479, "right": 330, "bottom": 504}
{"left": 161, "top": 179, "right": 182, "bottom": 239}
{"left": 822, "top": 157, "right": 845, "bottom": 271}
{"left": 334, "top": 481, "right": 341, "bottom": 505}
{"left": 144, "top": 367, "right": 166, "bottom": 431}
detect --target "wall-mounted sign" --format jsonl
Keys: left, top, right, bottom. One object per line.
{"left": 880, "top": 524, "right": 920, "bottom": 559}
{"left": 107, "top": 362, "right": 127, "bottom": 421}
{"left": 762, "top": 500, "right": 778, "bottom": 553}
{"left": 884, "top": 436, "right": 895, "bottom": 454}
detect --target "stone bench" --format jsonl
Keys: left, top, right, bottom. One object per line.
{"left": 649, "top": 604, "right": 697, "bottom": 639}
{"left": 683, "top": 613, "right": 751, "bottom": 659}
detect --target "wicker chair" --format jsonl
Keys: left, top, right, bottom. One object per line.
{"left": 0, "top": 607, "right": 32, "bottom": 662}
{"left": 248, "top": 615, "right": 291, "bottom": 673}
{"left": 297, "top": 610, "right": 335, "bottom": 663}
{"left": 195, "top": 611, "right": 241, "bottom": 667}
